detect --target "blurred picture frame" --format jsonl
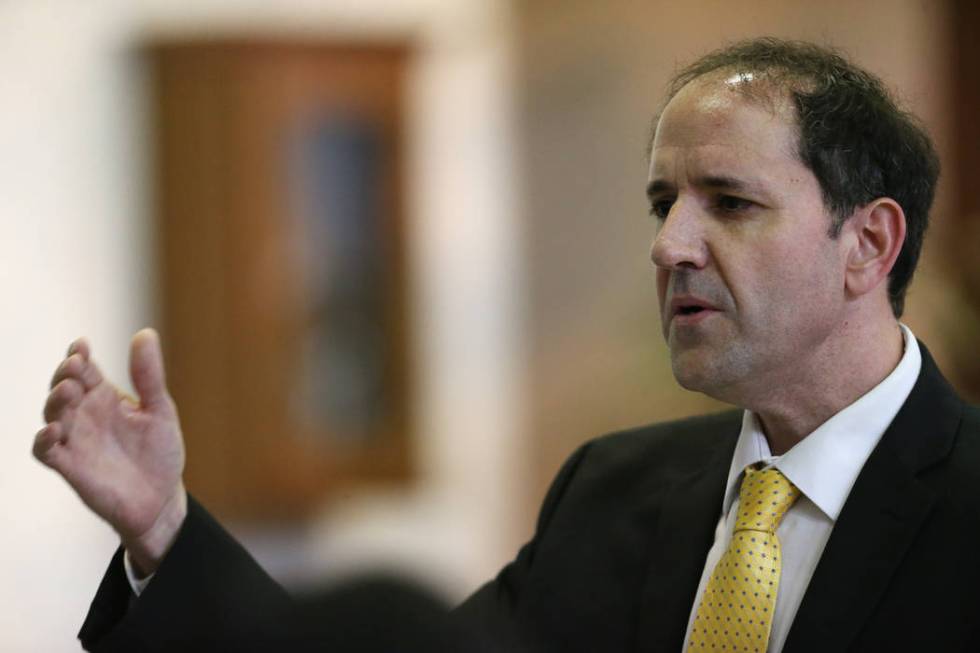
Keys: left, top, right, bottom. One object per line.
{"left": 148, "top": 40, "right": 413, "bottom": 522}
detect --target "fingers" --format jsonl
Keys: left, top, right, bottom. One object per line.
{"left": 50, "top": 352, "right": 104, "bottom": 392}
{"left": 129, "top": 328, "right": 169, "bottom": 410}
{"left": 67, "top": 337, "right": 91, "bottom": 361}
{"left": 33, "top": 422, "right": 66, "bottom": 466}
{"left": 49, "top": 354, "right": 78, "bottom": 389}
{"left": 43, "top": 378, "right": 84, "bottom": 424}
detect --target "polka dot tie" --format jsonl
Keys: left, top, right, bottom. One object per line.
{"left": 688, "top": 466, "right": 800, "bottom": 652}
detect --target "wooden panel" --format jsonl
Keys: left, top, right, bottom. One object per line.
{"left": 149, "top": 41, "right": 412, "bottom": 522}
{"left": 951, "top": 0, "right": 980, "bottom": 398}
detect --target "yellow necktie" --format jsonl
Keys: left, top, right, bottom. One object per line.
{"left": 688, "top": 466, "right": 800, "bottom": 652}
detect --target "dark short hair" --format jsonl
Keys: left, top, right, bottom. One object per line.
{"left": 656, "top": 37, "right": 940, "bottom": 317}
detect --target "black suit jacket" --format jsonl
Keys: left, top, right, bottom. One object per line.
{"left": 456, "top": 345, "right": 980, "bottom": 651}
{"left": 80, "top": 345, "right": 980, "bottom": 652}
{"left": 78, "top": 504, "right": 452, "bottom": 652}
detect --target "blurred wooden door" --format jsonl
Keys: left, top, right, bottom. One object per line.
{"left": 952, "top": 0, "right": 980, "bottom": 400}
{"left": 149, "top": 41, "right": 412, "bottom": 522}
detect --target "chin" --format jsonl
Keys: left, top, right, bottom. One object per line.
{"left": 669, "top": 347, "right": 747, "bottom": 403}
{"left": 670, "top": 352, "right": 712, "bottom": 390}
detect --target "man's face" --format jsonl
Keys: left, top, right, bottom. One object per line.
{"left": 648, "top": 77, "right": 848, "bottom": 404}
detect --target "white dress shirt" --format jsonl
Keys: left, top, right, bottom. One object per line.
{"left": 680, "top": 325, "right": 921, "bottom": 652}
{"left": 123, "top": 551, "right": 153, "bottom": 595}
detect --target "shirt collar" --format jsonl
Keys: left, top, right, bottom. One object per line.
{"left": 722, "top": 324, "right": 922, "bottom": 521}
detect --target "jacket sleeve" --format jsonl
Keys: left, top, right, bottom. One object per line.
{"left": 451, "top": 441, "right": 592, "bottom": 652}
{"left": 78, "top": 495, "right": 292, "bottom": 653}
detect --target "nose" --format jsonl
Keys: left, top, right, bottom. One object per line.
{"left": 650, "top": 201, "right": 708, "bottom": 271}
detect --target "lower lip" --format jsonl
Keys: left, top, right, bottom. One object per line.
{"left": 672, "top": 309, "right": 719, "bottom": 326}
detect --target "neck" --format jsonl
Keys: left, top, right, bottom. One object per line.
{"left": 753, "top": 318, "right": 904, "bottom": 456}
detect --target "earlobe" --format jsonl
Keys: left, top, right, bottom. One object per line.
{"left": 843, "top": 199, "right": 906, "bottom": 299}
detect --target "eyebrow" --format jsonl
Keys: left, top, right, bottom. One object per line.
{"left": 645, "top": 175, "right": 762, "bottom": 199}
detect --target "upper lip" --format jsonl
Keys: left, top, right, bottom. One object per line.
{"left": 669, "top": 295, "right": 720, "bottom": 319}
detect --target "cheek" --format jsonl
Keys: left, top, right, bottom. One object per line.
{"left": 722, "top": 239, "right": 809, "bottom": 314}
{"left": 759, "top": 242, "right": 842, "bottom": 318}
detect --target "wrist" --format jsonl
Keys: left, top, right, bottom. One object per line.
{"left": 123, "top": 484, "right": 187, "bottom": 577}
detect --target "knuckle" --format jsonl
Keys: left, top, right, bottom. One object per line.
{"left": 60, "top": 378, "right": 82, "bottom": 401}
{"left": 52, "top": 356, "right": 78, "bottom": 385}
{"left": 67, "top": 353, "right": 85, "bottom": 374}
{"left": 81, "top": 363, "right": 102, "bottom": 389}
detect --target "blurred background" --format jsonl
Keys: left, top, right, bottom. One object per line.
{"left": 2, "top": 0, "right": 977, "bottom": 650}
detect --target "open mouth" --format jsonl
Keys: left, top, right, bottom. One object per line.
{"left": 677, "top": 306, "right": 706, "bottom": 316}
{"left": 669, "top": 296, "right": 718, "bottom": 323}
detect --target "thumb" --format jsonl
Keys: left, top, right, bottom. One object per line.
{"left": 129, "top": 328, "right": 170, "bottom": 410}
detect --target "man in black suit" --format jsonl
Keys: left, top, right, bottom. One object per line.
{"left": 36, "top": 38, "right": 979, "bottom": 651}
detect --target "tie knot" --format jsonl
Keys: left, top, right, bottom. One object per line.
{"left": 734, "top": 466, "right": 800, "bottom": 534}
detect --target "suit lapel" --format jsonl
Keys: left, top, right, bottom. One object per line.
{"left": 783, "top": 343, "right": 963, "bottom": 652}
{"left": 634, "top": 424, "right": 738, "bottom": 652}
{"left": 781, "top": 444, "right": 937, "bottom": 651}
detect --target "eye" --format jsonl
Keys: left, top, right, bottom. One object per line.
{"left": 648, "top": 198, "right": 674, "bottom": 220}
{"left": 716, "top": 195, "right": 754, "bottom": 213}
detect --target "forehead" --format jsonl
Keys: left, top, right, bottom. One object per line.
{"left": 649, "top": 78, "right": 804, "bottom": 183}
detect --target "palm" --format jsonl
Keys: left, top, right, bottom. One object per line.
{"left": 62, "top": 379, "right": 183, "bottom": 540}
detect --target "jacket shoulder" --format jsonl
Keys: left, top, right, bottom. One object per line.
{"left": 581, "top": 409, "right": 743, "bottom": 478}
{"left": 945, "top": 402, "right": 980, "bottom": 497}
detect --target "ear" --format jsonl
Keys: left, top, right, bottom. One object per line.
{"left": 843, "top": 198, "right": 906, "bottom": 300}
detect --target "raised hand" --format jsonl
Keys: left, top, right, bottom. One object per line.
{"left": 34, "top": 328, "right": 187, "bottom": 576}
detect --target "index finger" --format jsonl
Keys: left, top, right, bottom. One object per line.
{"left": 51, "top": 354, "right": 84, "bottom": 390}
{"left": 67, "top": 338, "right": 91, "bottom": 362}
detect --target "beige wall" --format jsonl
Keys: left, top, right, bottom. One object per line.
{"left": 1, "top": 1, "right": 522, "bottom": 650}
{"left": 515, "top": 0, "right": 958, "bottom": 499}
